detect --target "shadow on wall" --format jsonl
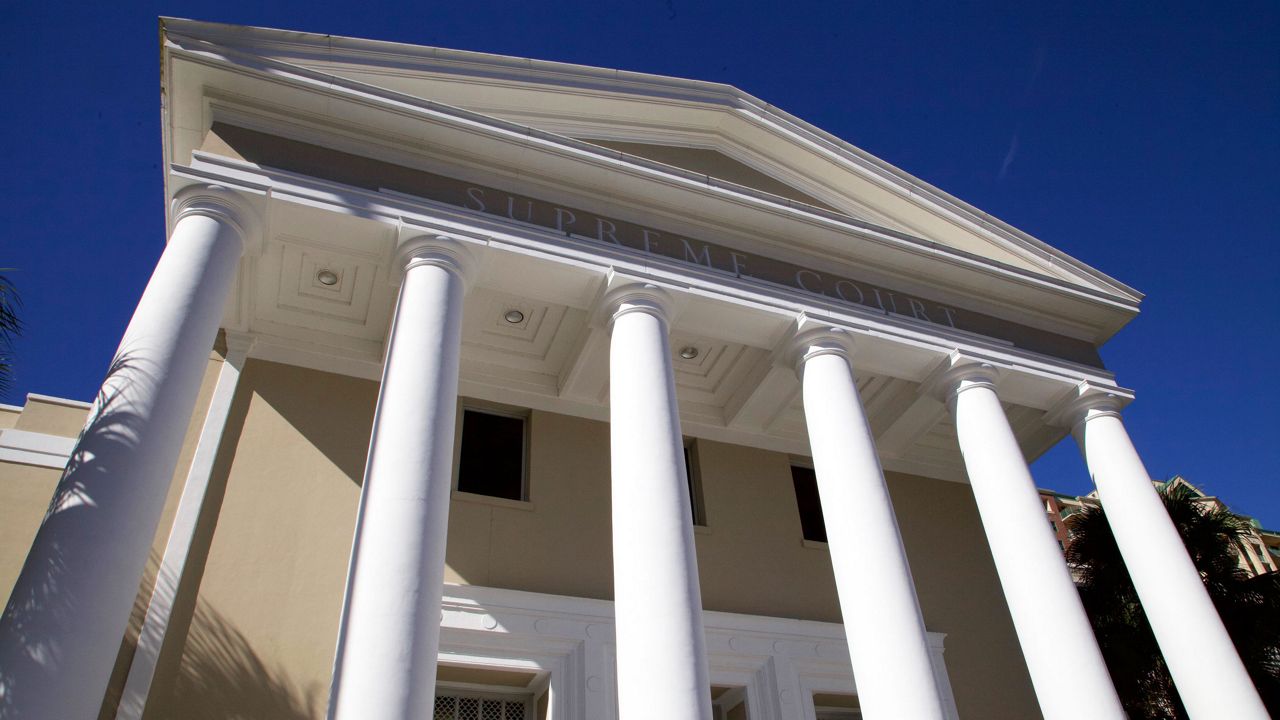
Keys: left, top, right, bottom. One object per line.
{"left": 98, "top": 551, "right": 321, "bottom": 720}
{"left": 161, "top": 599, "right": 321, "bottom": 720}
{"left": 0, "top": 352, "right": 147, "bottom": 717}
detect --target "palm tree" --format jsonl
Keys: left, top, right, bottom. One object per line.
{"left": 1065, "top": 481, "right": 1280, "bottom": 718}
{"left": 0, "top": 272, "right": 19, "bottom": 395}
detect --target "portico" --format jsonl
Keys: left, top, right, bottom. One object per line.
{"left": 0, "top": 19, "right": 1267, "bottom": 720}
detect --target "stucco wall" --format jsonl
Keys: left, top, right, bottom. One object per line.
{"left": 0, "top": 350, "right": 231, "bottom": 719}
{"left": 154, "top": 359, "right": 1040, "bottom": 718}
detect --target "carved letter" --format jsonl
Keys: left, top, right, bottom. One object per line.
{"left": 795, "top": 269, "right": 824, "bottom": 294}
{"left": 554, "top": 207, "right": 577, "bottom": 232}
{"left": 939, "top": 306, "right": 959, "bottom": 327}
{"left": 680, "top": 239, "right": 714, "bottom": 268}
{"left": 641, "top": 228, "right": 661, "bottom": 254}
{"left": 834, "top": 280, "right": 865, "bottom": 304}
{"left": 729, "top": 252, "right": 750, "bottom": 277}
{"left": 465, "top": 187, "right": 486, "bottom": 212}
{"left": 871, "top": 287, "right": 887, "bottom": 311}
{"left": 506, "top": 196, "right": 533, "bottom": 222}
{"left": 907, "top": 298, "right": 932, "bottom": 323}
{"left": 597, "top": 218, "right": 621, "bottom": 245}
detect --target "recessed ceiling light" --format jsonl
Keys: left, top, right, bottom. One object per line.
{"left": 504, "top": 309, "right": 525, "bottom": 324}
{"left": 316, "top": 269, "right": 339, "bottom": 286}
{"left": 679, "top": 346, "right": 699, "bottom": 360}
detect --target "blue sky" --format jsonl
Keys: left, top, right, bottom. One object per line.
{"left": 1, "top": 2, "right": 1276, "bottom": 525}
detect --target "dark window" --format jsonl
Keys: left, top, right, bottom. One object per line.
{"left": 457, "top": 409, "right": 526, "bottom": 501}
{"left": 684, "top": 440, "right": 707, "bottom": 527}
{"left": 791, "top": 465, "right": 827, "bottom": 543}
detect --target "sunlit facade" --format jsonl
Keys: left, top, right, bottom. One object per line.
{"left": 0, "top": 20, "right": 1268, "bottom": 720}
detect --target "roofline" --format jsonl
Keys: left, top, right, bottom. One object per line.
{"left": 159, "top": 17, "right": 1143, "bottom": 306}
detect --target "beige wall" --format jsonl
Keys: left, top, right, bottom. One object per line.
{"left": 0, "top": 350, "right": 231, "bottom": 719}
{"left": 0, "top": 396, "right": 90, "bottom": 603}
{"left": 160, "top": 359, "right": 1039, "bottom": 719}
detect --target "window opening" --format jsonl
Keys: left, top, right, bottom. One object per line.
{"left": 813, "top": 692, "right": 861, "bottom": 719}
{"left": 791, "top": 465, "right": 827, "bottom": 543}
{"left": 433, "top": 691, "right": 531, "bottom": 720}
{"left": 711, "top": 684, "right": 749, "bottom": 719}
{"left": 684, "top": 439, "right": 708, "bottom": 527}
{"left": 457, "top": 408, "right": 528, "bottom": 501}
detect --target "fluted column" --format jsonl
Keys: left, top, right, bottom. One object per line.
{"left": 927, "top": 358, "right": 1123, "bottom": 719}
{"left": 0, "top": 185, "right": 251, "bottom": 719}
{"left": 1053, "top": 388, "right": 1267, "bottom": 719}
{"left": 792, "top": 327, "right": 946, "bottom": 720}
{"left": 606, "top": 282, "right": 712, "bottom": 720}
{"left": 328, "top": 236, "right": 475, "bottom": 720}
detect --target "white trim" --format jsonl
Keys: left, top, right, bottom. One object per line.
{"left": 116, "top": 338, "right": 251, "bottom": 720}
{"left": 160, "top": 19, "right": 1140, "bottom": 305}
{"left": 0, "top": 429, "right": 75, "bottom": 469}
{"left": 437, "top": 583, "right": 959, "bottom": 720}
{"left": 171, "top": 158, "right": 1131, "bottom": 396}
{"left": 25, "top": 393, "right": 93, "bottom": 410}
{"left": 160, "top": 36, "right": 1140, "bottom": 345}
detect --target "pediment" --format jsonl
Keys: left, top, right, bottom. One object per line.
{"left": 575, "top": 139, "right": 842, "bottom": 214}
{"left": 160, "top": 19, "right": 1142, "bottom": 344}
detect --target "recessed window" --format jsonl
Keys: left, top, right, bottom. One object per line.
{"left": 435, "top": 662, "right": 542, "bottom": 720}
{"left": 457, "top": 408, "right": 528, "bottom": 501}
{"left": 791, "top": 465, "right": 827, "bottom": 543}
{"left": 813, "top": 692, "right": 861, "bottom": 719}
{"left": 711, "top": 685, "right": 749, "bottom": 719}
{"left": 684, "top": 439, "right": 707, "bottom": 527}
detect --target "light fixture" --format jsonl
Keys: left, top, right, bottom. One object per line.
{"left": 504, "top": 309, "right": 525, "bottom": 324}
{"left": 679, "top": 346, "right": 699, "bottom": 360}
{"left": 316, "top": 269, "right": 339, "bottom": 286}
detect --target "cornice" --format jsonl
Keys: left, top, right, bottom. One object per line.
{"left": 171, "top": 155, "right": 1133, "bottom": 393}
{"left": 161, "top": 18, "right": 1143, "bottom": 307}
{"left": 162, "top": 45, "right": 1138, "bottom": 344}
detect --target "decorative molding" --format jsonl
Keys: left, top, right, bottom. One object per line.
{"left": 0, "top": 429, "right": 75, "bottom": 470}
{"left": 169, "top": 183, "right": 262, "bottom": 254}
{"left": 1044, "top": 381, "right": 1130, "bottom": 431}
{"left": 598, "top": 272, "right": 684, "bottom": 330}
{"left": 162, "top": 18, "right": 1142, "bottom": 311}
{"left": 918, "top": 351, "right": 1005, "bottom": 404}
{"left": 24, "top": 393, "right": 92, "bottom": 410}
{"left": 784, "top": 316, "right": 860, "bottom": 379}
{"left": 396, "top": 233, "right": 483, "bottom": 288}
{"left": 436, "top": 583, "right": 959, "bottom": 720}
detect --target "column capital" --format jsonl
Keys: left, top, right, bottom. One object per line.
{"left": 396, "top": 234, "right": 479, "bottom": 287}
{"left": 1045, "top": 381, "right": 1128, "bottom": 430}
{"left": 170, "top": 184, "right": 259, "bottom": 249}
{"left": 784, "top": 318, "right": 859, "bottom": 379}
{"left": 600, "top": 277, "right": 678, "bottom": 331}
{"left": 919, "top": 351, "right": 1002, "bottom": 404}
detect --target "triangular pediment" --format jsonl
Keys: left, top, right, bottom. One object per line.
{"left": 573, "top": 140, "right": 843, "bottom": 214}
{"left": 160, "top": 19, "right": 1142, "bottom": 343}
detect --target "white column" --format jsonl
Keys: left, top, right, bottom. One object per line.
{"left": 1056, "top": 390, "right": 1268, "bottom": 719}
{"left": 116, "top": 332, "right": 253, "bottom": 720}
{"left": 0, "top": 186, "right": 250, "bottom": 719}
{"left": 928, "top": 359, "right": 1123, "bottom": 719}
{"left": 606, "top": 282, "right": 712, "bottom": 720}
{"left": 793, "top": 328, "right": 946, "bottom": 720}
{"left": 328, "top": 236, "right": 474, "bottom": 720}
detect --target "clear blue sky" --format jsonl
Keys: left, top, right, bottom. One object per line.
{"left": 2, "top": 2, "right": 1276, "bottom": 525}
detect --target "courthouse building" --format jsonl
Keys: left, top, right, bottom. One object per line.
{"left": 0, "top": 19, "right": 1269, "bottom": 720}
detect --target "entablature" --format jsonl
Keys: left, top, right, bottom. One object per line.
{"left": 166, "top": 155, "right": 1133, "bottom": 485}
{"left": 161, "top": 22, "right": 1141, "bottom": 349}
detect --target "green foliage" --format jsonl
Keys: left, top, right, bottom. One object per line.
{"left": 0, "top": 272, "right": 19, "bottom": 395}
{"left": 1066, "top": 483, "right": 1280, "bottom": 718}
